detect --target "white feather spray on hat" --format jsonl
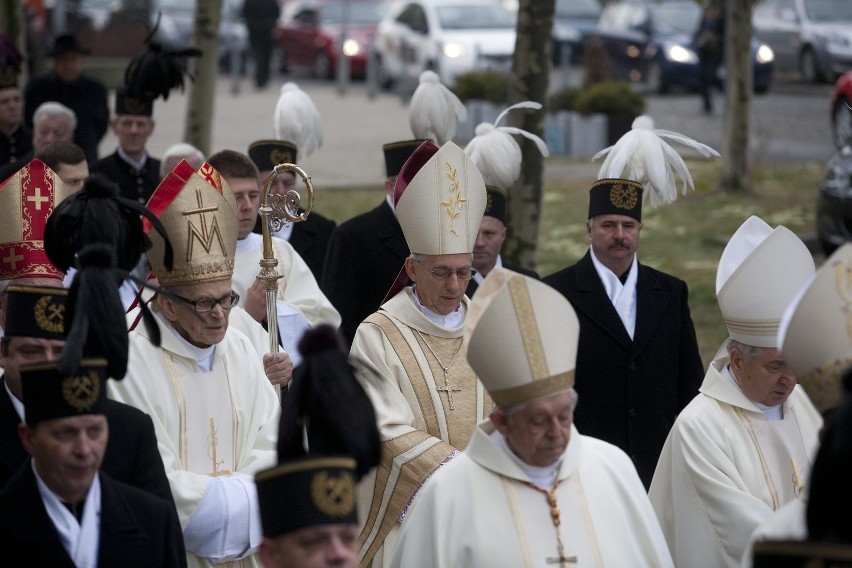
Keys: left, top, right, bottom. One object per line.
{"left": 593, "top": 115, "right": 719, "bottom": 207}
{"left": 273, "top": 82, "right": 324, "bottom": 157}
{"left": 409, "top": 70, "right": 467, "bottom": 145}
{"left": 464, "top": 101, "right": 549, "bottom": 190}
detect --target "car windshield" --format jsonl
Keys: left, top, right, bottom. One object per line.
{"left": 319, "top": 2, "right": 388, "bottom": 25}
{"left": 555, "top": 0, "right": 600, "bottom": 19}
{"left": 436, "top": 3, "right": 516, "bottom": 30}
{"left": 805, "top": 0, "right": 852, "bottom": 22}
{"left": 652, "top": 2, "right": 701, "bottom": 35}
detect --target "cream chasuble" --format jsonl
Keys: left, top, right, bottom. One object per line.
{"left": 390, "top": 420, "right": 674, "bottom": 568}
{"left": 649, "top": 355, "right": 822, "bottom": 568}
{"left": 350, "top": 289, "right": 492, "bottom": 567}
{"left": 232, "top": 232, "right": 341, "bottom": 327}
{"left": 109, "top": 310, "right": 280, "bottom": 568}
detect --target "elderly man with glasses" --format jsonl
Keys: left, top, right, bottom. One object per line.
{"left": 349, "top": 141, "right": 491, "bottom": 567}
{"left": 109, "top": 160, "right": 287, "bottom": 568}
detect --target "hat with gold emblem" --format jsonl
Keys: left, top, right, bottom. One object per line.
{"left": 3, "top": 285, "right": 66, "bottom": 340}
{"left": 248, "top": 140, "right": 298, "bottom": 172}
{"left": 114, "top": 89, "right": 153, "bottom": 117}
{"left": 21, "top": 358, "right": 108, "bottom": 424}
{"left": 0, "top": 159, "right": 69, "bottom": 280}
{"left": 778, "top": 243, "right": 852, "bottom": 414}
{"left": 144, "top": 160, "right": 238, "bottom": 286}
{"left": 464, "top": 268, "right": 579, "bottom": 407}
{"left": 716, "top": 216, "right": 815, "bottom": 348}
{"left": 256, "top": 456, "right": 359, "bottom": 537}
{"left": 383, "top": 140, "right": 425, "bottom": 178}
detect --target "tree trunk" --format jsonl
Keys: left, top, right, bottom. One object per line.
{"left": 720, "top": 0, "right": 755, "bottom": 192}
{"left": 503, "top": 0, "right": 554, "bottom": 270}
{"left": 183, "top": 0, "right": 222, "bottom": 156}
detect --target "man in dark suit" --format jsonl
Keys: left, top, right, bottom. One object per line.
{"left": 23, "top": 34, "right": 108, "bottom": 164}
{"left": 320, "top": 140, "right": 422, "bottom": 346}
{"left": 90, "top": 91, "right": 161, "bottom": 205}
{"left": 0, "top": 285, "right": 174, "bottom": 506}
{"left": 543, "top": 178, "right": 704, "bottom": 488}
{"left": 249, "top": 139, "right": 336, "bottom": 282}
{"left": 0, "top": 358, "right": 185, "bottom": 567}
{"left": 466, "top": 186, "right": 539, "bottom": 298}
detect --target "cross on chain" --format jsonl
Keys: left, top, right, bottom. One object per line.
{"left": 436, "top": 371, "right": 462, "bottom": 410}
{"left": 546, "top": 550, "right": 578, "bottom": 566}
{"left": 27, "top": 186, "right": 49, "bottom": 210}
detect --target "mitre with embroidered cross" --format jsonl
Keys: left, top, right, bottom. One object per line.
{"left": 464, "top": 268, "right": 579, "bottom": 408}
{"left": 382, "top": 140, "right": 486, "bottom": 301}
{"left": 779, "top": 243, "right": 852, "bottom": 414}
{"left": 144, "top": 160, "right": 238, "bottom": 286}
{"left": 0, "top": 159, "right": 69, "bottom": 280}
{"left": 716, "top": 215, "right": 815, "bottom": 348}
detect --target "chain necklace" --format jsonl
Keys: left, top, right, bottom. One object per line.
{"left": 414, "top": 329, "right": 463, "bottom": 410}
{"left": 521, "top": 480, "right": 577, "bottom": 566}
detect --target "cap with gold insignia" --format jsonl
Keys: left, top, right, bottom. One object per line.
{"left": 587, "top": 178, "right": 644, "bottom": 221}
{"left": 716, "top": 215, "right": 815, "bottom": 348}
{"left": 0, "top": 159, "right": 69, "bottom": 280}
{"left": 115, "top": 89, "right": 153, "bottom": 117}
{"left": 383, "top": 140, "right": 425, "bottom": 178}
{"left": 248, "top": 139, "right": 297, "bottom": 173}
{"left": 256, "top": 456, "right": 358, "bottom": 537}
{"left": 21, "top": 358, "right": 108, "bottom": 424}
{"left": 3, "top": 285, "right": 66, "bottom": 340}
{"left": 464, "top": 268, "right": 579, "bottom": 408}
{"left": 779, "top": 243, "right": 852, "bottom": 414}
{"left": 144, "top": 160, "right": 238, "bottom": 287}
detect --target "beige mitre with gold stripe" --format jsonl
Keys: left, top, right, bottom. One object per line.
{"left": 716, "top": 215, "right": 814, "bottom": 348}
{"left": 464, "top": 268, "right": 579, "bottom": 408}
{"left": 780, "top": 243, "right": 852, "bottom": 414}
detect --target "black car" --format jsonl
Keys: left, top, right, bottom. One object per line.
{"left": 592, "top": 0, "right": 775, "bottom": 94}
{"left": 817, "top": 146, "right": 852, "bottom": 254}
{"left": 552, "top": 0, "right": 602, "bottom": 65}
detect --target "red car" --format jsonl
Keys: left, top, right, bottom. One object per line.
{"left": 831, "top": 71, "right": 852, "bottom": 149}
{"left": 276, "top": 0, "right": 389, "bottom": 79}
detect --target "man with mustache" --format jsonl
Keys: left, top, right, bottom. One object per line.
{"left": 543, "top": 178, "right": 704, "bottom": 489}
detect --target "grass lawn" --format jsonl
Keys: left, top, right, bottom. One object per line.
{"left": 317, "top": 157, "right": 826, "bottom": 367}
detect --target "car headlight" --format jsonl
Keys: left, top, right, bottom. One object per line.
{"left": 342, "top": 39, "right": 361, "bottom": 57}
{"left": 666, "top": 44, "right": 697, "bottom": 64}
{"left": 443, "top": 42, "right": 465, "bottom": 59}
{"left": 756, "top": 43, "right": 774, "bottom": 64}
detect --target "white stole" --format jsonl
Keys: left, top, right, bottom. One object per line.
{"left": 590, "top": 250, "right": 638, "bottom": 339}
{"left": 34, "top": 462, "right": 101, "bottom": 568}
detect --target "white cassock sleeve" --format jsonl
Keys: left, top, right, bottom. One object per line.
{"left": 274, "top": 238, "right": 341, "bottom": 328}
{"left": 183, "top": 474, "right": 262, "bottom": 562}
{"left": 276, "top": 300, "right": 311, "bottom": 368}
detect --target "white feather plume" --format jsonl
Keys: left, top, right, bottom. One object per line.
{"left": 593, "top": 115, "right": 719, "bottom": 207}
{"left": 464, "top": 101, "right": 549, "bottom": 190}
{"left": 409, "top": 70, "right": 467, "bottom": 145}
{"left": 273, "top": 82, "right": 324, "bottom": 157}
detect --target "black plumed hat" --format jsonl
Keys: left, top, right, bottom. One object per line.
{"left": 277, "top": 325, "right": 381, "bottom": 480}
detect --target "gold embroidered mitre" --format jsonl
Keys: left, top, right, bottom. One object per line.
{"left": 394, "top": 140, "right": 486, "bottom": 255}
{"left": 0, "top": 159, "right": 68, "bottom": 280}
{"left": 780, "top": 243, "right": 852, "bottom": 414}
{"left": 144, "top": 160, "right": 238, "bottom": 286}
{"left": 716, "top": 216, "right": 814, "bottom": 348}
{"left": 464, "top": 268, "right": 579, "bottom": 408}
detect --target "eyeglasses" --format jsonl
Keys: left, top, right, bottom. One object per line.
{"left": 170, "top": 291, "right": 240, "bottom": 313}
{"left": 414, "top": 259, "right": 476, "bottom": 281}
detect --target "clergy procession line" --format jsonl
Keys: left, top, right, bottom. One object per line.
{"left": 1, "top": 30, "right": 852, "bottom": 568}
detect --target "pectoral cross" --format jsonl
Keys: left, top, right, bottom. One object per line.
{"left": 437, "top": 372, "right": 462, "bottom": 410}
{"left": 208, "top": 417, "right": 231, "bottom": 477}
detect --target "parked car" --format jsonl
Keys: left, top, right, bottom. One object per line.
{"left": 817, "top": 146, "right": 852, "bottom": 254}
{"left": 276, "top": 0, "right": 389, "bottom": 79}
{"left": 593, "top": 0, "right": 774, "bottom": 94}
{"left": 753, "top": 0, "right": 852, "bottom": 83}
{"left": 831, "top": 71, "right": 852, "bottom": 148}
{"left": 374, "top": 0, "right": 516, "bottom": 89}
{"left": 552, "top": 0, "right": 602, "bottom": 65}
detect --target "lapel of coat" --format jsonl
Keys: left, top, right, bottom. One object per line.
{"left": 374, "top": 201, "right": 409, "bottom": 261}
{"left": 570, "top": 252, "right": 633, "bottom": 350}
{"left": 631, "top": 262, "right": 672, "bottom": 357}
{"left": 289, "top": 217, "right": 315, "bottom": 256}
{"left": 97, "top": 473, "right": 144, "bottom": 564}
{"left": 0, "top": 380, "right": 27, "bottom": 477}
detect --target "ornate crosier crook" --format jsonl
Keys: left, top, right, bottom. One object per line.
{"left": 258, "top": 163, "right": 315, "bottom": 398}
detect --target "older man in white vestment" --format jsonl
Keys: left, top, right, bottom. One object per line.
{"left": 350, "top": 139, "right": 491, "bottom": 567}
{"left": 109, "top": 160, "right": 287, "bottom": 568}
{"left": 742, "top": 242, "right": 852, "bottom": 567}
{"left": 390, "top": 268, "right": 673, "bottom": 567}
{"left": 650, "top": 216, "right": 823, "bottom": 568}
